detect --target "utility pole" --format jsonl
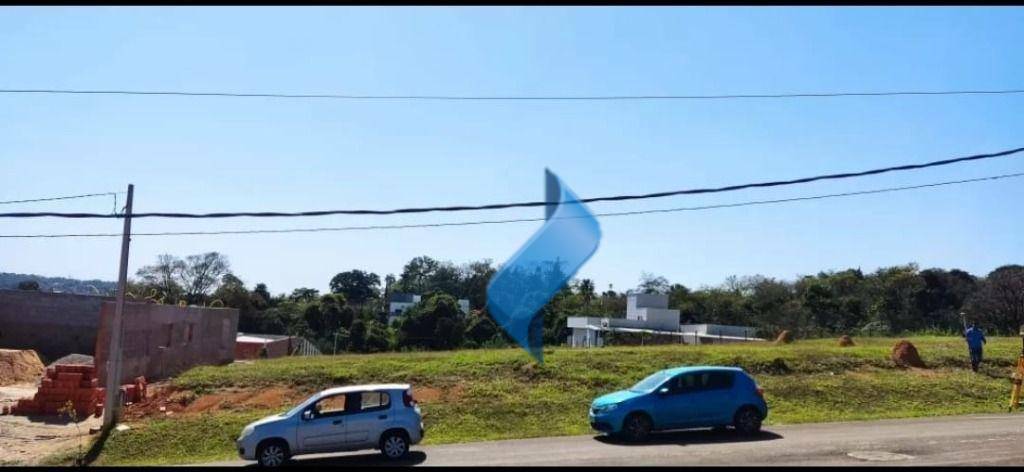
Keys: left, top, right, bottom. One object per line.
{"left": 103, "top": 184, "right": 133, "bottom": 429}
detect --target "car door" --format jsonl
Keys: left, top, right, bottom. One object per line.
{"left": 701, "top": 371, "right": 737, "bottom": 425}
{"left": 295, "top": 394, "right": 348, "bottom": 453}
{"left": 652, "top": 373, "right": 699, "bottom": 429}
{"left": 343, "top": 390, "right": 393, "bottom": 448}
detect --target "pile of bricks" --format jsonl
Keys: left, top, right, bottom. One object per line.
{"left": 1, "top": 365, "right": 150, "bottom": 418}
{"left": 122, "top": 376, "right": 148, "bottom": 404}
{"left": 3, "top": 364, "right": 103, "bottom": 417}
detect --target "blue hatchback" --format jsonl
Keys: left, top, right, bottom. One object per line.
{"left": 589, "top": 366, "right": 767, "bottom": 442}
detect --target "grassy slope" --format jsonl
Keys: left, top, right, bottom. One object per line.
{"left": 92, "top": 337, "right": 1021, "bottom": 465}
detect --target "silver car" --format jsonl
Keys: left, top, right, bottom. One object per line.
{"left": 236, "top": 383, "right": 424, "bottom": 466}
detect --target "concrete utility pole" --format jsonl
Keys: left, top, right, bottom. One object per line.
{"left": 103, "top": 184, "right": 133, "bottom": 429}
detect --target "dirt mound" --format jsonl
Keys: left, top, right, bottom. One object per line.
{"left": 838, "top": 335, "right": 855, "bottom": 347}
{"left": 46, "top": 354, "right": 94, "bottom": 368}
{"left": 0, "top": 349, "right": 45, "bottom": 386}
{"left": 774, "top": 330, "right": 793, "bottom": 344}
{"left": 891, "top": 340, "right": 926, "bottom": 368}
{"left": 125, "top": 385, "right": 306, "bottom": 420}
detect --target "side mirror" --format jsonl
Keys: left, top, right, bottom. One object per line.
{"left": 302, "top": 409, "right": 314, "bottom": 421}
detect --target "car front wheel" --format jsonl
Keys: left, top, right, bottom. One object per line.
{"left": 380, "top": 430, "right": 410, "bottom": 460}
{"left": 620, "top": 413, "right": 652, "bottom": 443}
{"left": 256, "top": 440, "right": 289, "bottom": 467}
{"left": 733, "top": 407, "right": 762, "bottom": 436}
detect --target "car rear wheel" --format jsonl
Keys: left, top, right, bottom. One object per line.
{"left": 380, "top": 430, "right": 410, "bottom": 460}
{"left": 733, "top": 407, "right": 762, "bottom": 436}
{"left": 621, "top": 413, "right": 652, "bottom": 443}
{"left": 256, "top": 440, "right": 289, "bottom": 467}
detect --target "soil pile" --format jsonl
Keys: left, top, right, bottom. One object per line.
{"left": 0, "top": 349, "right": 45, "bottom": 386}
{"left": 891, "top": 340, "right": 926, "bottom": 368}
{"left": 774, "top": 330, "right": 793, "bottom": 344}
{"left": 838, "top": 335, "right": 855, "bottom": 347}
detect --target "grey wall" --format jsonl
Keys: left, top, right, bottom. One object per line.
{"left": 94, "top": 301, "right": 239, "bottom": 384}
{"left": 0, "top": 289, "right": 111, "bottom": 363}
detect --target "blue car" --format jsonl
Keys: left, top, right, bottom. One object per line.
{"left": 589, "top": 366, "right": 767, "bottom": 442}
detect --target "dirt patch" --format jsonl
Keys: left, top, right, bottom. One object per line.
{"left": 838, "top": 335, "right": 855, "bottom": 347}
{"left": 124, "top": 384, "right": 307, "bottom": 420}
{"left": 413, "top": 384, "right": 464, "bottom": 404}
{"left": 0, "top": 413, "right": 100, "bottom": 465}
{"left": 891, "top": 340, "right": 926, "bottom": 368}
{"left": 0, "top": 349, "right": 45, "bottom": 386}
{"left": 774, "top": 330, "right": 794, "bottom": 344}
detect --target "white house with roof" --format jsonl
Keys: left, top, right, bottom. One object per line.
{"left": 567, "top": 293, "right": 762, "bottom": 347}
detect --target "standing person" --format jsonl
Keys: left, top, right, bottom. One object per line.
{"left": 964, "top": 322, "right": 987, "bottom": 372}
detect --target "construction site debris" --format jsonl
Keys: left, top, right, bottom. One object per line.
{"left": 0, "top": 349, "right": 45, "bottom": 387}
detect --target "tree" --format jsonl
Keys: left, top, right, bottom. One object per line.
{"left": 252, "top": 283, "right": 272, "bottom": 309}
{"left": 867, "top": 264, "right": 924, "bottom": 334}
{"left": 16, "top": 280, "right": 39, "bottom": 291}
{"left": 135, "top": 254, "right": 186, "bottom": 301}
{"left": 136, "top": 252, "right": 230, "bottom": 304}
{"left": 397, "top": 256, "right": 440, "bottom": 294}
{"left": 289, "top": 287, "right": 320, "bottom": 303}
{"left": 915, "top": 268, "right": 976, "bottom": 332}
{"left": 464, "top": 309, "right": 501, "bottom": 348}
{"left": 577, "top": 278, "right": 596, "bottom": 306}
{"left": 329, "top": 270, "right": 381, "bottom": 305}
{"left": 638, "top": 272, "right": 670, "bottom": 294}
{"left": 397, "top": 293, "right": 466, "bottom": 350}
{"left": 968, "top": 265, "right": 1024, "bottom": 334}
{"left": 180, "top": 252, "right": 231, "bottom": 304}
{"left": 460, "top": 260, "right": 495, "bottom": 309}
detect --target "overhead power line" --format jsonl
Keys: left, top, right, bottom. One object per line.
{"left": 2, "top": 172, "right": 1021, "bottom": 239}
{"left": 2, "top": 88, "right": 1024, "bottom": 101}
{"left": 0, "top": 146, "right": 1021, "bottom": 219}
{"left": 0, "top": 191, "right": 121, "bottom": 206}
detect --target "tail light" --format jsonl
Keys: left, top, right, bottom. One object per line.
{"left": 755, "top": 386, "right": 765, "bottom": 398}
{"left": 403, "top": 390, "right": 417, "bottom": 408}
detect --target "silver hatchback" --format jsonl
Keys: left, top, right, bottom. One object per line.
{"left": 236, "top": 384, "right": 424, "bottom": 467}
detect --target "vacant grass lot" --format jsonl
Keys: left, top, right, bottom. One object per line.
{"left": 89, "top": 337, "right": 1021, "bottom": 465}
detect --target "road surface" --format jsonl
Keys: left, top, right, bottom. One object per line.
{"left": 200, "top": 414, "right": 1024, "bottom": 467}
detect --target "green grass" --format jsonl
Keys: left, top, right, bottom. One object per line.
{"left": 90, "top": 336, "right": 1022, "bottom": 465}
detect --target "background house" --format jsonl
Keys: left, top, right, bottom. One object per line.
{"left": 567, "top": 293, "right": 762, "bottom": 348}
{"left": 387, "top": 292, "right": 470, "bottom": 325}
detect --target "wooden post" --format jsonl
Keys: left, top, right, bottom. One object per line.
{"left": 103, "top": 184, "right": 133, "bottom": 429}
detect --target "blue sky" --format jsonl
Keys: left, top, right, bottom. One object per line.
{"left": 1, "top": 7, "right": 1022, "bottom": 295}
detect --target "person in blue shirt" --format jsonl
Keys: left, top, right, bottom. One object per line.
{"left": 964, "top": 323, "right": 987, "bottom": 372}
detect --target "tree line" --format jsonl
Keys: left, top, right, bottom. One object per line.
{"left": 122, "top": 251, "right": 1024, "bottom": 354}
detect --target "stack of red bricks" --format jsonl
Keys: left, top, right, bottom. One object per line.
{"left": 121, "top": 376, "right": 148, "bottom": 404}
{"left": 1, "top": 366, "right": 149, "bottom": 418}
{"left": 4, "top": 364, "right": 103, "bottom": 417}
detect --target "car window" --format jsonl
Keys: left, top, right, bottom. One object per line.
{"left": 361, "top": 391, "right": 391, "bottom": 411}
{"left": 705, "top": 371, "right": 735, "bottom": 390}
{"left": 630, "top": 371, "right": 671, "bottom": 392}
{"left": 670, "top": 371, "right": 735, "bottom": 394}
{"left": 313, "top": 394, "right": 347, "bottom": 417}
{"left": 669, "top": 373, "right": 701, "bottom": 394}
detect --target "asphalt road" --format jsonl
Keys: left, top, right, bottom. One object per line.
{"left": 200, "top": 413, "right": 1024, "bottom": 467}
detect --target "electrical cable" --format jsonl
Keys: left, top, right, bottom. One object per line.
{"left": 2, "top": 88, "right": 1024, "bottom": 101}
{"left": 1, "top": 146, "right": 1021, "bottom": 219}
{"left": 2, "top": 171, "right": 1019, "bottom": 238}
{"left": 0, "top": 192, "right": 121, "bottom": 206}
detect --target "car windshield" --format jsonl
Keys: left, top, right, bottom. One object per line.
{"left": 630, "top": 371, "right": 670, "bottom": 393}
{"left": 283, "top": 393, "right": 319, "bottom": 417}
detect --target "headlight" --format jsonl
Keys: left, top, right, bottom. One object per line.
{"left": 592, "top": 403, "right": 620, "bottom": 414}
{"left": 239, "top": 425, "right": 255, "bottom": 440}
